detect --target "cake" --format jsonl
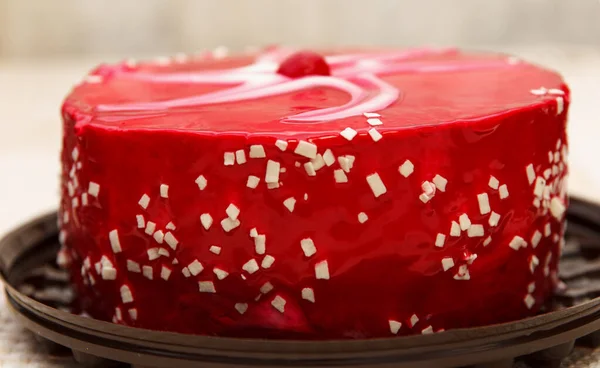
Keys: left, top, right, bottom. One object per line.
{"left": 58, "top": 47, "right": 569, "bottom": 339}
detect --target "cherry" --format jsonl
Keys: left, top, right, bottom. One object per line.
{"left": 277, "top": 51, "right": 331, "bottom": 78}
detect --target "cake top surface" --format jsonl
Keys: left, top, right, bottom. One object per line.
{"left": 64, "top": 47, "right": 566, "bottom": 136}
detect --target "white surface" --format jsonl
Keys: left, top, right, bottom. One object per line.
{"left": 0, "top": 48, "right": 599, "bottom": 366}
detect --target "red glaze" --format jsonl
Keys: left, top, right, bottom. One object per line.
{"left": 58, "top": 48, "right": 570, "bottom": 339}
{"left": 276, "top": 51, "right": 331, "bottom": 78}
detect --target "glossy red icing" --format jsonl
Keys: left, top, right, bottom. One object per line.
{"left": 59, "top": 48, "right": 569, "bottom": 339}
{"left": 277, "top": 51, "right": 331, "bottom": 78}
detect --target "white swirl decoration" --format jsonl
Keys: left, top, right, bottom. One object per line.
{"left": 97, "top": 48, "right": 516, "bottom": 123}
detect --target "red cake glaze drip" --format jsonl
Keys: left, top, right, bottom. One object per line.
{"left": 276, "top": 51, "right": 331, "bottom": 78}
{"left": 58, "top": 47, "right": 569, "bottom": 339}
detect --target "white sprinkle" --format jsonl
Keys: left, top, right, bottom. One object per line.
{"left": 477, "top": 193, "right": 491, "bottom": 215}
{"left": 200, "top": 213, "right": 213, "bottom": 230}
{"left": 271, "top": 295, "right": 286, "bottom": 313}
{"left": 166, "top": 222, "right": 176, "bottom": 230}
{"left": 304, "top": 193, "right": 308, "bottom": 200}
{"left": 543, "top": 168, "right": 551, "bottom": 180}
{"left": 135, "top": 215, "right": 145, "bottom": 229}
{"left": 453, "top": 265, "right": 470, "bottom": 281}
{"left": 101, "top": 267, "right": 117, "bottom": 280}
{"left": 226, "top": 203, "right": 240, "bottom": 220}
{"left": 224, "top": 152, "right": 235, "bottom": 166}
{"left": 209, "top": 245, "right": 221, "bottom": 255}
{"left": 524, "top": 294, "right": 535, "bottom": 309}
{"left": 340, "top": 127, "right": 358, "bottom": 141}
{"left": 364, "top": 112, "right": 381, "bottom": 118}
{"left": 467, "top": 224, "right": 484, "bottom": 238}
{"left": 199, "top": 281, "right": 216, "bottom": 293}
{"left": 389, "top": 320, "right": 402, "bottom": 334}
{"left": 509, "top": 236, "right": 527, "bottom": 251}
{"left": 120, "top": 285, "right": 133, "bottom": 303}
{"left": 188, "top": 260, "right": 204, "bottom": 276}
{"left": 246, "top": 175, "right": 260, "bottom": 189}
{"left": 128, "top": 308, "right": 138, "bottom": 321}
{"left": 548, "top": 151, "right": 554, "bottom": 163}
{"left": 254, "top": 234, "right": 266, "bottom": 254}
{"left": 109, "top": 229, "right": 122, "bottom": 253}
{"left": 115, "top": 307, "right": 122, "bottom": 321}
{"left": 295, "top": 161, "right": 301, "bottom": 167}
{"left": 489, "top": 212, "right": 501, "bottom": 227}
{"left": 76, "top": 161, "right": 82, "bottom": 170}
{"left": 358, "top": 212, "right": 369, "bottom": 223}
{"left": 530, "top": 87, "right": 547, "bottom": 96}
{"left": 367, "top": 118, "right": 383, "bottom": 126}
{"left": 533, "top": 198, "right": 541, "bottom": 208}
{"left": 554, "top": 151, "right": 560, "bottom": 163}
{"left": 153, "top": 230, "right": 164, "bottom": 244}
{"left": 138, "top": 194, "right": 150, "bottom": 209}
{"left": 127, "top": 260, "right": 141, "bottom": 273}
{"left": 556, "top": 97, "right": 564, "bottom": 115}
{"left": 368, "top": 128, "right": 383, "bottom": 142}
{"left": 304, "top": 162, "right": 317, "bottom": 176}
{"left": 409, "top": 314, "right": 419, "bottom": 327}
{"left": 213, "top": 267, "right": 229, "bottom": 280}
{"left": 235, "top": 149, "right": 247, "bottom": 165}
{"left": 450, "top": 221, "right": 461, "bottom": 237}
{"left": 145, "top": 221, "right": 156, "bottom": 235}
{"left": 300, "top": 238, "right": 317, "bottom": 257}
{"left": 441, "top": 257, "right": 454, "bottom": 271}
{"left": 71, "top": 147, "right": 79, "bottom": 161}
{"left": 164, "top": 232, "right": 178, "bottom": 250}
{"left": 249, "top": 144, "right": 267, "bottom": 159}
{"left": 550, "top": 197, "right": 566, "bottom": 219}
{"left": 421, "top": 181, "right": 436, "bottom": 196}
{"left": 282, "top": 197, "right": 296, "bottom": 212}
{"left": 275, "top": 140, "right": 288, "bottom": 151}
{"left": 220, "top": 217, "right": 240, "bottom": 232}
{"left": 311, "top": 154, "right": 326, "bottom": 171}
{"left": 531, "top": 230, "right": 542, "bottom": 248}
{"left": 422, "top": 326, "right": 434, "bottom": 335}
{"left": 499, "top": 184, "right": 509, "bottom": 199}
{"left": 366, "top": 173, "right": 387, "bottom": 198}
{"left": 315, "top": 260, "right": 330, "bottom": 279}
{"left": 399, "top": 160, "right": 414, "bottom": 177}
{"left": 430, "top": 175, "right": 447, "bottom": 192}
{"left": 242, "top": 259, "right": 259, "bottom": 274}
{"left": 483, "top": 236, "right": 492, "bottom": 246}
{"left": 459, "top": 214, "right": 471, "bottom": 231}
{"left": 294, "top": 140, "right": 318, "bottom": 159}
{"left": 172, "top": 258, "right": 179, "bottom": 265}
{"left": 142, "top": 266, "right": 153, "bottom": 280}
{"left": 250, "top": 228, "right": 259, "bottom": 238}
{"left": 147, "top": 248, "right": 159, "bottom": 261}
{"left": 261, "top": 255, "right": 275, "bottom": 269}
{"left": 334, "top": 169, "right": 348, "bottom": 183}
{"left": 529, "top": 255, "right": 540, "bottom": 274}
{"left": 235, "top": 303, "right": 248, "bottom": 315}
{"left": 419, "top": 193, "right": 433, "bottom": 204}
{"left": 297, "top": 287, "right": 315, "bottom": 304}
{"left": 544, "top": 223, "right": 552, "bottom": 237}
{"left": 265, "top": 160, "right": 281, "bottom": 183}
{"left": 323, "top": 149, "right": 336, "bottom": 166}
{"left": 160, "top": 184, "right": 169, "bottom": 198}
{"left": 528, "top": 282, "right": 536, "bottom": 293}
{"left": 67, "top": 181, "right": 75, "bottom": 196}
{"left": 549, "top": 88, "right": 565, "bottom": 95}
{"left": 88, "top": 182, "right": 100, "bottom": 197}
{"left": 260, "top": 282, "right": 274, "bottom": 294}
{"left": 338, "top": 156, "right": 352, "bottom": 173}
{"left": 488, "top": 176, "right": 500, "bottom": 190}
{"left": 195, "top": 175, "right": 208, "bottom": 190}
{"left": 435, "top": 233, "right": 446, "bottom": 248}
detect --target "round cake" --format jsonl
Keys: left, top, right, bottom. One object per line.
{"left": 58, "top": 47, "right": 569, "bottom": 339}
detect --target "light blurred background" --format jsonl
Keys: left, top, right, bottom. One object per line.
{"left": 0, "top": 0, "right": 600, "bottom": 233}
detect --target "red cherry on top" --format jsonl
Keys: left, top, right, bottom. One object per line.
{"left": 277, "top": 51, "right": 331, "bottom": 78}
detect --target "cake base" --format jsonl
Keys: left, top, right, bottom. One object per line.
{"left": 1, "top": 198, "right": 599, "bottom": 368}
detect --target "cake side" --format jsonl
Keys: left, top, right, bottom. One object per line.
{"left": 57, "top": 48, "right": 569, "bottom": 339}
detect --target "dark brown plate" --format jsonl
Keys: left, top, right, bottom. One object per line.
{"left": 2, "top": 198, "right": 600, "bottom": 368}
